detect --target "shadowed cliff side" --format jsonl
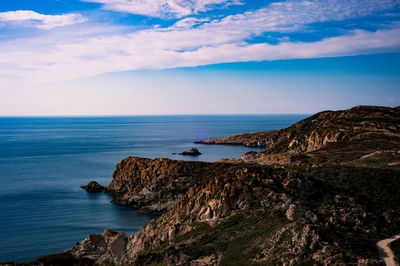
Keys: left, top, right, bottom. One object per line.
{"left": 103, "top": 158, "right": 248, "bottom": 214}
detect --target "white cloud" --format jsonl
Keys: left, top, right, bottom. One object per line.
{"left": 173, "top": 17, "right": 210, "bottom": 28}
{"left": 203, "top": 0, "right": 400, "bottom": 36}
{"left": 0, "top": 10, "right": 86, "bottom": 29}
{"left": 81, "top": 0, "right": 243, "bottom": 18}
{"left": 177, "top": 28, "right": 400, "bottom": 64}
{"left": 1, "top": 26, "right": 400, "bottom": 87}
{"left": 81, "top": 0, "right": 399, "bottom": 21}
{"left": 0, "top": 0, "right": 400, "bottom": 88}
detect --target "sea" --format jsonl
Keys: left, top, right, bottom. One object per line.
{"left": 0, "top": 115, "right": 307, "bottom": 262}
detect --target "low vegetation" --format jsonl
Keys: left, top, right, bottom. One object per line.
{"left": 25, "top": 252, "right": 94, "bottom": 266}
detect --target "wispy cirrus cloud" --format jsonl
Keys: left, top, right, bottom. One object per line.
{"left": 207, "top": 0, "right": 400, "bottom": 36}
{"left": 0, "top": 10, "right": 86, "bottom": 29}
{"left": 80, "top": 0, "right": 243, "bottom": 18}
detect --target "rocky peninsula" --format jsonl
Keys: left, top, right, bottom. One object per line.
{"left": 203, "top": 105, "right": 400, "bottom": 168}
{"left": 21, "top": 106, "right": 400, "bottom": 265}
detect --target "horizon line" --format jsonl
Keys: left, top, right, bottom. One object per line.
{"left": 0, "top": 113, "right": 312, "bottom": 118}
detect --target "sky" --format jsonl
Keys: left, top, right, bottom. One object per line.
{"left": 0, "top": 0, "right": 400, "bottom": 115}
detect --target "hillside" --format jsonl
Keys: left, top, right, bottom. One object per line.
{"left": 68, "top": 157, "right": 400, "bottom": 265}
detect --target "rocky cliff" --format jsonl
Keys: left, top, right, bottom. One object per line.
{"left": 104, "top": 158, "right": 232, "bottom": 213}
{"left": 72, "top": 157, "right": 400, "bottom": 265}
{"left": 199, "top": 106, "right": 400, "bottom": 153}
{"left": 201, "top": 106, "right": 400, "bottom": 168}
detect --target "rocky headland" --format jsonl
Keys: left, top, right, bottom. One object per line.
{"left": 202, "top": 105, "right": 400, "bottom": 168}
{"left": 72, "top": 157, "right": 400, "bottom": 265}
{"left": 19, "top": 105, "right": 400, "bottom": 266}
{"left": 195, "top": 129, "right": 282, "bottom": 147}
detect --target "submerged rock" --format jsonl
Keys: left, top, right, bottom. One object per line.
{"left": 180, "top": 147, "right": 201, "bottom": 156}
{"left": 81, "top": 181, "right": 104, "bottom": 193}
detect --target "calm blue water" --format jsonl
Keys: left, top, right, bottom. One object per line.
{"left": 0, "top": 115, "right": 306, "bottom": 262}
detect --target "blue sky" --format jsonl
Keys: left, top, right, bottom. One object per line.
{"left": 0, "top": 0, "right": 400, "bottom": 115}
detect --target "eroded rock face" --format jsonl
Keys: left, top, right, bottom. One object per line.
{"left": 81, "top": 181, "right": 104, "bottom": 193}
{"left": 104, "top": 157, "right": 222, "bottom": 213}
{"left": 71, "top": 229, "right": 128, "bottom": 264}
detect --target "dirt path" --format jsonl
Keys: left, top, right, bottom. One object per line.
{"left": 377, "top": 234, "right": 400, "bottom": 266}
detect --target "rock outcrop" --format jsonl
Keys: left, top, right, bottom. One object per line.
{"left": 104, "top": 157, "right": 224, "bottom": 213}
{"left": 179, "top": 147, "right": 201, "bottom": 156}
{"left": 81, "top": 181, "right": 105, "bottom": 193}
{"left": 71, "top": 229, "right": 128, "bottom": 264}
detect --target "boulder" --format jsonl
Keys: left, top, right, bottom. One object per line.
{"left": 285, "top": 204, "right": 305, "bottom": 222}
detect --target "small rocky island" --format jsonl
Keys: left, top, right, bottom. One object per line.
{"left": 179, "top": 147, "right": 201, "bottom": 156}
{"left": 27, "top": 106, "right": 400, "bottom": 265}
{"left": 81, "top": 181, "right": 104, "bottom": 193}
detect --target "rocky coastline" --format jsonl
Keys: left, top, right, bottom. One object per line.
{"left": 75, "top": 156, "right": 400, "bottom": 265}
{"left": 202, "top": 105, "right": 400, "bottom": 169}
{"left": 16, "top": 105, "right": 400, "bottom": 265}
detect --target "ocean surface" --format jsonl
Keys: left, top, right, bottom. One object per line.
{"left": 0, "top": 115, "right": 307, "bottom": 262}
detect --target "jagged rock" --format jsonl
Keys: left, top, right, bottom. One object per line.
{"left": 81, "top": 181, "right": 104, "bottom": 193}
{"left": 105, "top": 157, "right": 219, "bottom": 213}
{"left": 285, "top": 204, "right": 305, "bottom": 222}
{"left": 179, "top": 147, "right": 201, "bottom": 156}
{"left": 71, "top": 229, "right": 128, "bottom": 264}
